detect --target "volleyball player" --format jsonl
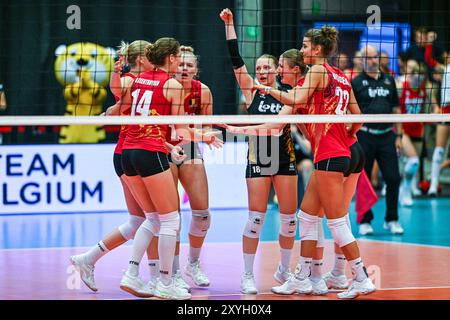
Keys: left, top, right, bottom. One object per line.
{"left": 429, "top": 50, "right": 450, "bottom": 196}
{"left": 220, "top": 9, "right": 298, "bottom": 295}
{"left": 118, "top": 37, "right": 221, "bottom": 300}
{"left": 165, "top": 45, "right": 213, "bottom": 288}
{"left": 70, "top": 40, "right": 155, "bottom": 293}
{"left": 251, "top": 26, "right": 376, "bottom": 298}
{"left": 398, "top": 61, "right": 429, "bottom": 205}
{"left": 226, "top": 52, "right": 366, "bottom": 295}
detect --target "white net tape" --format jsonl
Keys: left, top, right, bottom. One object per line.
{"left": 0, "top": 114, "right": 448, "bottom": 126}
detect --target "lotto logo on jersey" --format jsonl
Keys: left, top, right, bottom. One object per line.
{"left": 258, "top": 101, "right": 283, "bottom": 113}
{"left": 368, "top": 87, "right": 390, "bottom": 98}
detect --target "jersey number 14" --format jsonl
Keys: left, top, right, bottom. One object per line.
{"left": 131, "top": 89, "right": 154, "bottom": 116}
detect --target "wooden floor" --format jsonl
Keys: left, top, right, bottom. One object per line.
{"left": 1, "top": 240, "right": 450, "bottom": 300}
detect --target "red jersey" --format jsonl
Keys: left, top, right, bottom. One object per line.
{"left": 122, "top": 69, "right": 172, "bottom": 153}
{"left": 114, "top": 73, "right": 136, "bottom": 155}
{"left": 299, "top": 64, "right": 351, "bottom": 163}
{"left": 400, "top": 81, "right": 426, "bottom": 138}
{"left": 166, "top": 79, "right": 204, "bottom": 145}
{"left": 296, "top": 75, "right": 356, "bottom": 155}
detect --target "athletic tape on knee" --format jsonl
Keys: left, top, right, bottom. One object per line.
{"left": 144, "top": 212, "right": 160, "bottom": 236}
{"left": 433, "top": 147, "right": 444, "bottom": 164}
{"left": 118, "top": 215, "right": 145, "bottom": 240}
{"left": 159, "top": 211, "right": 180, "bottom": 237}
{"left": 298, "top": 210, "right": 319, "bottom": 241}
{"left": 317, "top": 217, "right": 325, "bottom": 248}
{"left": 327, "top": 217, "right": 355, "bottom": 248}
{"left": 404, "top": 156, "right": 419, "bottom": 179}
{"left": 279, "top": 213, "right": 297, "bottom": 238}
{"left": 189, "top": 209, "right": 211, "bottom": 237}
{"left": 243, "top": 211, "right": 265, "bottom": 239}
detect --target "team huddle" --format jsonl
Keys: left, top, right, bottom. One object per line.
{"left": 70, "top": 8, "right": 376, "bottom": 300}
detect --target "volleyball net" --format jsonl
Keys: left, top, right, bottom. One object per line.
{"left": 0, "top": 0, "right": 449, "bottom": 140}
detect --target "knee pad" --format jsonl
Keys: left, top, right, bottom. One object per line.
{"left": 327, "top": 216, "right": 355, "bottom": 248}
{"left": 189, "top": 209, "right": 211, "bottom": 237}
{"left": 243, "top": 211, "right": 265, "bottom": 239}
{"left": 317, "top": 217, "right": 325, "bottom": 248}
{"left": 298, "top": 210, "right": 319, "bottom": 241}
{"left": 118, "top": 215, "right": 145, "bottom": 240}
{"left": 404, "top": 157, "right": 419, "bottom": 179}
{"left": 433, "top": 147, "right": 444, "bottom": 163}
{"left": 159, "top": 211, "right": 180, "bottom": 237}
{"left": 279, "top": 213, "right": 297, "bottom": 238}
{"left": 137, "top": 212, "right": 160, "bottom": 236}
{"left": 345, "top": 213, "right": 352, "bottom": 232}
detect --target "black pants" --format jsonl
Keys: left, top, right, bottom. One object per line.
{"left": 357, "top": 130, "right": 400, "bottom": 223}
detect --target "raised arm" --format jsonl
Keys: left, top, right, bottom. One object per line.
{"left": 220, "top": 8, "right": 254, "bottom": 105}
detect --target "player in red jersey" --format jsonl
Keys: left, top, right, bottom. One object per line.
{"left": 227, "top": 61, "right": 366, "bottom": 295}
{"left": 70, "top": 40, "right": 156, "bottom": 293}
{"left": 164, "top": 45, "right": 214, "bottom": 289}
{"left": 398, "top": 62, "right": 429, "bottom": 205}
{"left": 116, "top": 38, "right": 221, "bottom": 300}
{"left": 233, "top": 26, "right": 375, "bottom": 298}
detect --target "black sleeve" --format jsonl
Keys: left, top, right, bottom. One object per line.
{"left": 390, "top": 76, "right": 399, "bottom": 108}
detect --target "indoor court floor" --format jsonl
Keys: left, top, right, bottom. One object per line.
{"left": 1, "top": 198, "right": 450, "bottom": 300}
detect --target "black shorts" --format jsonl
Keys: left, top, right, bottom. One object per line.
{"left": 344, "top": 142, "right": 365, "bottom": 177}
{"left": 246, "top": 161, "right": 297, "bottom": 178}
{"left": 314, "top": 156, "right": 350, "bottom": 174}
{"left": 168, "top": 142, "right": 203, "bottom": 167}
{"left": 113, "top": 153, "right": 124, "bottom": 177}
{"left": 294, "top": 146, "right": 313, "bottom": 164}
{"left": 121, "top": 149, "right": 170, "bottom": 178}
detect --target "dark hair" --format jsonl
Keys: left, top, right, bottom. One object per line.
{"left": 258, "top": 54, "right": 278, "bottom": 68}
{"left": 414, "top": 26, "right": 428, "bottom": 34}
{"left": 304, "top": 25, "right": 338, "bottom": 57}
{"left": 145, "top": 37, "right": 180, "bottom": 67}
{"left": 281, "top": 49, "right": 307, "bottom": 74}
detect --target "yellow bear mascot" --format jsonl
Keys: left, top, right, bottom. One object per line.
{"left": 54, "top": 42, "right": 116, "bottom": 143}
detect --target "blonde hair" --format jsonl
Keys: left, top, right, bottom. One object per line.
{"left": 281, "top": 49, "right": 307, "bottom": 74}
{"left": 118, "top": 40, "right": 151, "bottom": 66}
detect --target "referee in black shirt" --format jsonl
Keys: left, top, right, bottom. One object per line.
{"left": 352, "top": 45, "right": 404, "bottom": 235}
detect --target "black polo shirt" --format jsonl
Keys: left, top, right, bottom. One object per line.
{"left": 351, "top": 71, "right": 399, "bottom": 131}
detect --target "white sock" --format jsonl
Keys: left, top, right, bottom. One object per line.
{"left": 411, "top": 174, "right": 421, "bottom": 194}
{"left": 148, "top": 259, "right": 159, "bottom": 282}
{"left": 295, "top": 256, "right": 312, "bottom": 280}
{"left": 310, "top": 259, "right": 323, "bottom": 282}
{"left": 189, "top": 247, "right": 202, "bottom": 264}
{"left": 243, "top": 253, "right": 255, "bottom": 274}
{"left": 127, "top": 261, "right": 139, "bottom": 277}
{"left": 173, "top": 254, "right": 180, "bottom": 273}
{"left": 128, "top": 223, "right": 154, "bottom": 276}
{"left": 349, "top": 257, "right": 368, "bottom": 282}
{"left": 279, "top": 248, "right": 292, "bottom": 272}
{"left": 332, "top": 254, "right": 347, "bottom": 276}
{"left": 82, "top": 240, "right": 109, "bottom": 265}
{"left": 430, "top": 147, "right": 444, "bottom": 189}
{"left": 159, "top": 235, "right": 177, "bottom": 285}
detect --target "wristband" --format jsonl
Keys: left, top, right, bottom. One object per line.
{"left": 226, "top": 39, "right": 245, "bottom": 69}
